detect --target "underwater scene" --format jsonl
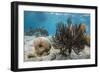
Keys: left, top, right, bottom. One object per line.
{"left": 24, "top": 11, "right": 90, "bottom": 61}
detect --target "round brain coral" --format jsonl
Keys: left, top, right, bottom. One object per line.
{"left": 33, "top": 37, "right": 51, "bottom": 57}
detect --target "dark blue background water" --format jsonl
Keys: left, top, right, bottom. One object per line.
{"left": 24, "top": 11, "right": 90, "bottom": 36}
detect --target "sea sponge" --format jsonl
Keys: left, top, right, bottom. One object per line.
{"left": 33, "top": 37, "right": 51, "bottom": 57}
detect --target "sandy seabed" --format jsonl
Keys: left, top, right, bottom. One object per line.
{"left": 24, "top": 35, "right": 90, "bottom": 62}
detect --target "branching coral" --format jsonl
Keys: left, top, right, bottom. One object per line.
{"left": 52, "top": 21, "right": 90, "bottom": 56}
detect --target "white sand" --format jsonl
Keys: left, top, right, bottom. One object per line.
{"left": 24, "top": 35, "right": 90, "bottom": 61}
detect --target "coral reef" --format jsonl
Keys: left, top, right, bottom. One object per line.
{"left": 24, "top": 17, "right": 90, "bottom": 61}
{"left": 52, "top": 21, "right": 90, "bottom": 56}
{"left": 25, "top": 27, "right": 48, "bottom": 37}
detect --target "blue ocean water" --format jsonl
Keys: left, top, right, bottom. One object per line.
{"left": 24, "top": 11, "right": 90, "bottom": 36}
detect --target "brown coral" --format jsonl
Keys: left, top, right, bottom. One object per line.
{"left": 53, "top": 22, "right": 90, "bottom": 56}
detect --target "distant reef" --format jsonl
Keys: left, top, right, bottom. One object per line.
{"left": 25, "top": 27, "right": 48, "bottom": 37}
